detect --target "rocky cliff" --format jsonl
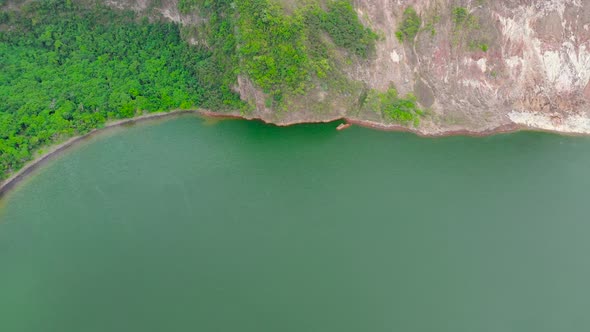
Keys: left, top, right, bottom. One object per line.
{"left": 106, "top": 0, "right": 590, "bottom": 135}
{"left": 354, "top": 0, "right": 590, "bottom": 135}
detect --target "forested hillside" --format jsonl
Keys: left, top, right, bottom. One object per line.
{"left": 0, "top": 0, "right": 244, "bottom": 179}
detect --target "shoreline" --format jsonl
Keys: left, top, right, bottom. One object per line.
{"left": 1, "top": 109, "right": 588, "bottom": 198}
{"left": 0, "top": 110, "right": 198, "bottom": 199}
{"left": 200, "top": 110, "right": 589, "bottom": 138}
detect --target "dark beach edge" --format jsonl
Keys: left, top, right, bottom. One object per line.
{"left": 0, "top": 110, "right": 199, "bottom": 199}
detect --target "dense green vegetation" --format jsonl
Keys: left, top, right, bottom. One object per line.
{"left": 204, "top": 0, "right": 376, "bottom": 101}
{"left": 175, "top": 0, "right": 376, "bottom": 106}
{"left": 178, "top": 0, "right": 244, "bottom": 108}
{"left": 0, "top": 0, "right": 242, "bottom": 179}
{"left": 178, "top": 0, "right": 201, "bottom": 15}
{"left": 378, "top": 88, "right": 421, "bottom": 125}
{"left": 319, "top": 1, "right": 377, "bottom": 57}
{"left": 396, "top": 7, "right": 421, "bottom": 43}
{"left": 236, "top": 0, "right": 311, "bottom": 98}
{"left": 361, "top": 87, "right": 422, "bottom": 126}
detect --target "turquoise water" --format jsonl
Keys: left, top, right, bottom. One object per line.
{"left": 1, "top": 115, "right": 590, "bottom": 331}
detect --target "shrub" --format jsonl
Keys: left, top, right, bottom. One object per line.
{"left": 452, "top": 7, "right": 469, "bottom": 25}
{"left": 396, "top": 7, "right": 421, "bottom": 43}
{"left": 320, "top": 0, "right": 377, "bottom": 57}
{"left": 452, "top": 7, "right": 478, "bottom": 30}
{"left": 378, "top": 88, "right": 421, "bottom": 125}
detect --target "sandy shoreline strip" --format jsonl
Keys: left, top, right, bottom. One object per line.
{"left": 1, "top": 109, "right": 587, "bottom": 198}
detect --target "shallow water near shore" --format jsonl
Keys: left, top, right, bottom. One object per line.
{"left": 1, "top": 115, "right": 590, "bottom": 331}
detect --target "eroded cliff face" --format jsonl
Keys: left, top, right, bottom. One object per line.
{"left": 107, "top": 0, "right": 590, "bottom": 135}
{"left": 351, "top": 0, "right": 590, "bottom": 135}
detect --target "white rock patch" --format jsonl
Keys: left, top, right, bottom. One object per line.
{"left": 534, "top": 0, "right": 583, "bottom": 17}
{"left": 460, "top": 79, "right": 486, "bottom": 89}
{"left": 390, "top": 50, "right": 400, "bottom": 63}
{"left": 477, "top": 58, "right": 487, "bottom": 72}
{"left": 160, "top": 8, "right": 180, "bottom": 23}
{"left": 540, "top": 42, "right": 590, "bottom": 92}
{"left": 542, "top": 50, "right": 563, "bottom": 83}
{"left": 508, "top": 111, "right": 590, "bottom": 134}
{"left": 506, "top": 56, "right": 523, "bottom": 69}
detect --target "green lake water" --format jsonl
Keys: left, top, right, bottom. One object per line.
{"left": 1, "top": 115, "right": 590, "bottom": 331}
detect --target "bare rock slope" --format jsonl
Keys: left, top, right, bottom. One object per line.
{"left": 344, "top": 0, "right": 590, "bottom": 135}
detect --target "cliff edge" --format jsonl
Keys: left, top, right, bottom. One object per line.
{"left": 103, "top": 0, "right": 590, "bottom": 135}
